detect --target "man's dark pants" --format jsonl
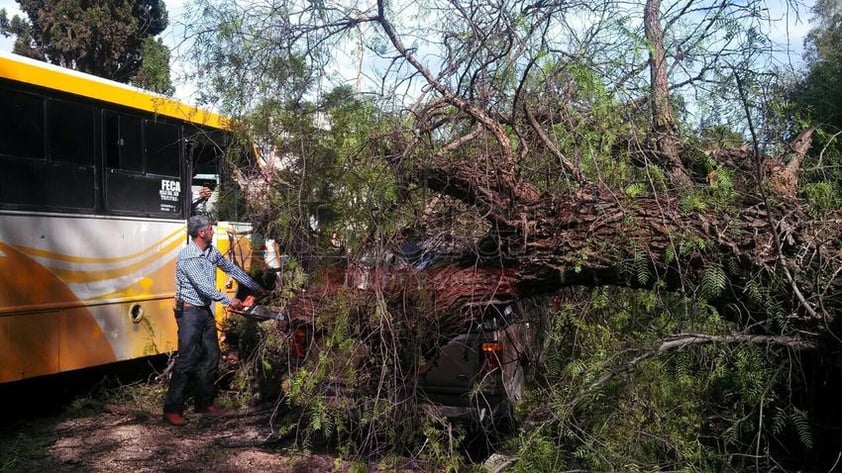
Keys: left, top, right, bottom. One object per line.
{"left": 163, "top": 307, "right": 220, "bottom": 414}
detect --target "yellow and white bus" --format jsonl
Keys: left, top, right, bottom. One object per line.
{"left": 0, "top": 52, "right": 255, "bottom": 383}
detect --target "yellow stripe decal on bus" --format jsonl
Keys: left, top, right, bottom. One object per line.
{"left": 14, "top": 228, "right": 184, "bottom": 264}
{"left": 43, "top": 236, "right": 184, "bottom": 283}
{"left": 0, "top": 53, "right": 229, "bottom": 129}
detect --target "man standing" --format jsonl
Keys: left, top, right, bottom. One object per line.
{"left": 163, "top": 215, "right": 264, "bottom": 426}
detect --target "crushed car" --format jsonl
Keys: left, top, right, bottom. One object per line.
{"left": 233, "top": 241, "right": 544, "bottom": 438}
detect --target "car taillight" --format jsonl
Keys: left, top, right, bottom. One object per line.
{"left": 481, "top": 341, "right": 503, "bottom": 373}
{"left": 291, "top": 328, "right": 308, "bottom": 359}
{"left": 482, "top": 342, "right": 502, "bottom": 353}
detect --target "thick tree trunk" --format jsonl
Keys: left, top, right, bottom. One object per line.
{"left": 285, "top": 166, "right": 840, "bottom": 336}
{"left": 644, "top": 0, "right": 693, "bottom": 188}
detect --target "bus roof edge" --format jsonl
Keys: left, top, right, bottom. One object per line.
{"left": 0, "top": 51, "right": 229, "bottom": 130}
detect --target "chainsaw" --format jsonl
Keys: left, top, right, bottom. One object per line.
{"left": 228, "top": 295, "right": 287, "bottom": 322}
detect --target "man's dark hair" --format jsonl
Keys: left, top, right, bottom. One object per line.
{"left": 187, "top": 215, "right": 211, "bottom": 238}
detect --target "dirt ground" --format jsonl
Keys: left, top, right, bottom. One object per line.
{"left": 0, "top": 402, "right": 357, "bottom": 473}
{"left": 0, "top": 384, "right": 504, "bottom": 472}
{"left": 0, "top": 360, "right": 438, "bottom": 473}
{"left": 0, "top": 360, "right": 514, "bottom": 472}
{"left": 0, "top": 401, "right": 514, "bottom": 472}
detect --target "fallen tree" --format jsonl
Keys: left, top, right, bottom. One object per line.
{"left": 277, "top": 130, "right": 838, "bottom": 343}
{"left": 187, "top": 0, "right": 841, "bottom": 467}
{"left": 248, "top": 0, "right": 841, "bottom": 345}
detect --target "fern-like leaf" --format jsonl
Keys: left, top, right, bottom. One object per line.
{"left": 772, "top": 406, "right": 787, "bottom": 436}
{"left": 634, "top": 247, "right": 649, "bottom": 285}
{"left": 791, "top": 407, "right": 813, "bottom": 449}
{"left": 701, "top": 263, "right": 726, "bottom": 299}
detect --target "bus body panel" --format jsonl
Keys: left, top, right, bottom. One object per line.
{"left": 0, "top": 215, "right": 255, "bottom": 383}
{"left": 0, "top": 51, "right": 228, "bottom": 130}
{"left": 0, "top": 213, "right": 184, "bottom": 382}
{"left": 212, "top": 222, "right": 255, "bottom": 323}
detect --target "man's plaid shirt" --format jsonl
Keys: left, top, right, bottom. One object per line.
{"left": 175, "top": 239, "right": 262, "bottom": 306}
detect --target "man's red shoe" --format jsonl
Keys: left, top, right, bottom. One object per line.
{"left": 195, "top": 405, "right": 225, "bottom": 414}
{"left": 163, "top": 412, "right": 187, "bottom": 426}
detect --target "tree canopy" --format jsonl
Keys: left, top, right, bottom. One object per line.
{"left": 0, "top": 0, "right": 172, "bottom": 92}
{"left": 789, "top": 0, "right": 842, "bottom": 208}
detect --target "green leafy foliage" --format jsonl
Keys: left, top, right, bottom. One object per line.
{"left": 130, "top": 37, "right": 175, "bottom": 95}
{"left": 790, "top": 408, "right": 813, "bottom": 450}
{"left": 802, "top": 181, "right": 841, "bottom": 213}
{"left": 243, "top": 282, "right": 466, "bottom": 468}
{"left": 633, "top": 248, "right": 650, "bottom": 286}
{"left": 514, "top": 287, "right": 808, "bottom": 471}
{"left": 680, "top": 192, "right": 709, "bottom": 213}
{"left": 515, "top": 60, "right": 651, "bottom": 194}
{"left": 789, "top": 11, "right": 842, "bottom": 208}
{"left": 624, "top": 182, "right": 649, "bottom": 198}
{"left": 173, "top": 1, "right": 827, "bottom": 470}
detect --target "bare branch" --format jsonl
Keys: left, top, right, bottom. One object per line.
{"left": 524, "top": 104, "right": 584, "bottom": 183}
{"left": 587, "top": 332, "right": 813, "bottom": 394}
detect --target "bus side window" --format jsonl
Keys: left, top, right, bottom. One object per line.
{"left": 104, "top": 112, "right": 142, "bottom": 172}
{"left": 0, "top": 91, "right": 95, "bottom": 210}
{"left": 0, "top": 88, "right": 44, "bottom": 160}
{"left": 103, "top": 111, "right": 183, "bottom": 216}
{"left": 0, "top": 89, "right": 45, "bottom": 208}
{"left": 48, "top": 100, "right": 94, "bottom": 167}
{"left": 146, "top": 120, "right": 180, "bottom": 177}
{"left": 45, "top": 99, "right": 95, "bottom": 209}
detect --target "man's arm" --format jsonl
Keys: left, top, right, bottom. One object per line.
{"left": 190, "top": 186, "right": 213, "bottom": 216}
{"left": 209, "top": 248, "right": 265, "bottom": 294}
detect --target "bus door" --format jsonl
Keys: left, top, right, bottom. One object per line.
{"left": 186, "top": 129, "right": 256, "bottom": 323}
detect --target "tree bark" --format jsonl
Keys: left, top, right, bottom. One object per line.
{"left": 644, "top": 0, "right": 693, "bottom": 188}
{"left": 285, "top": 144, "right": 840, "bottom": 338}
